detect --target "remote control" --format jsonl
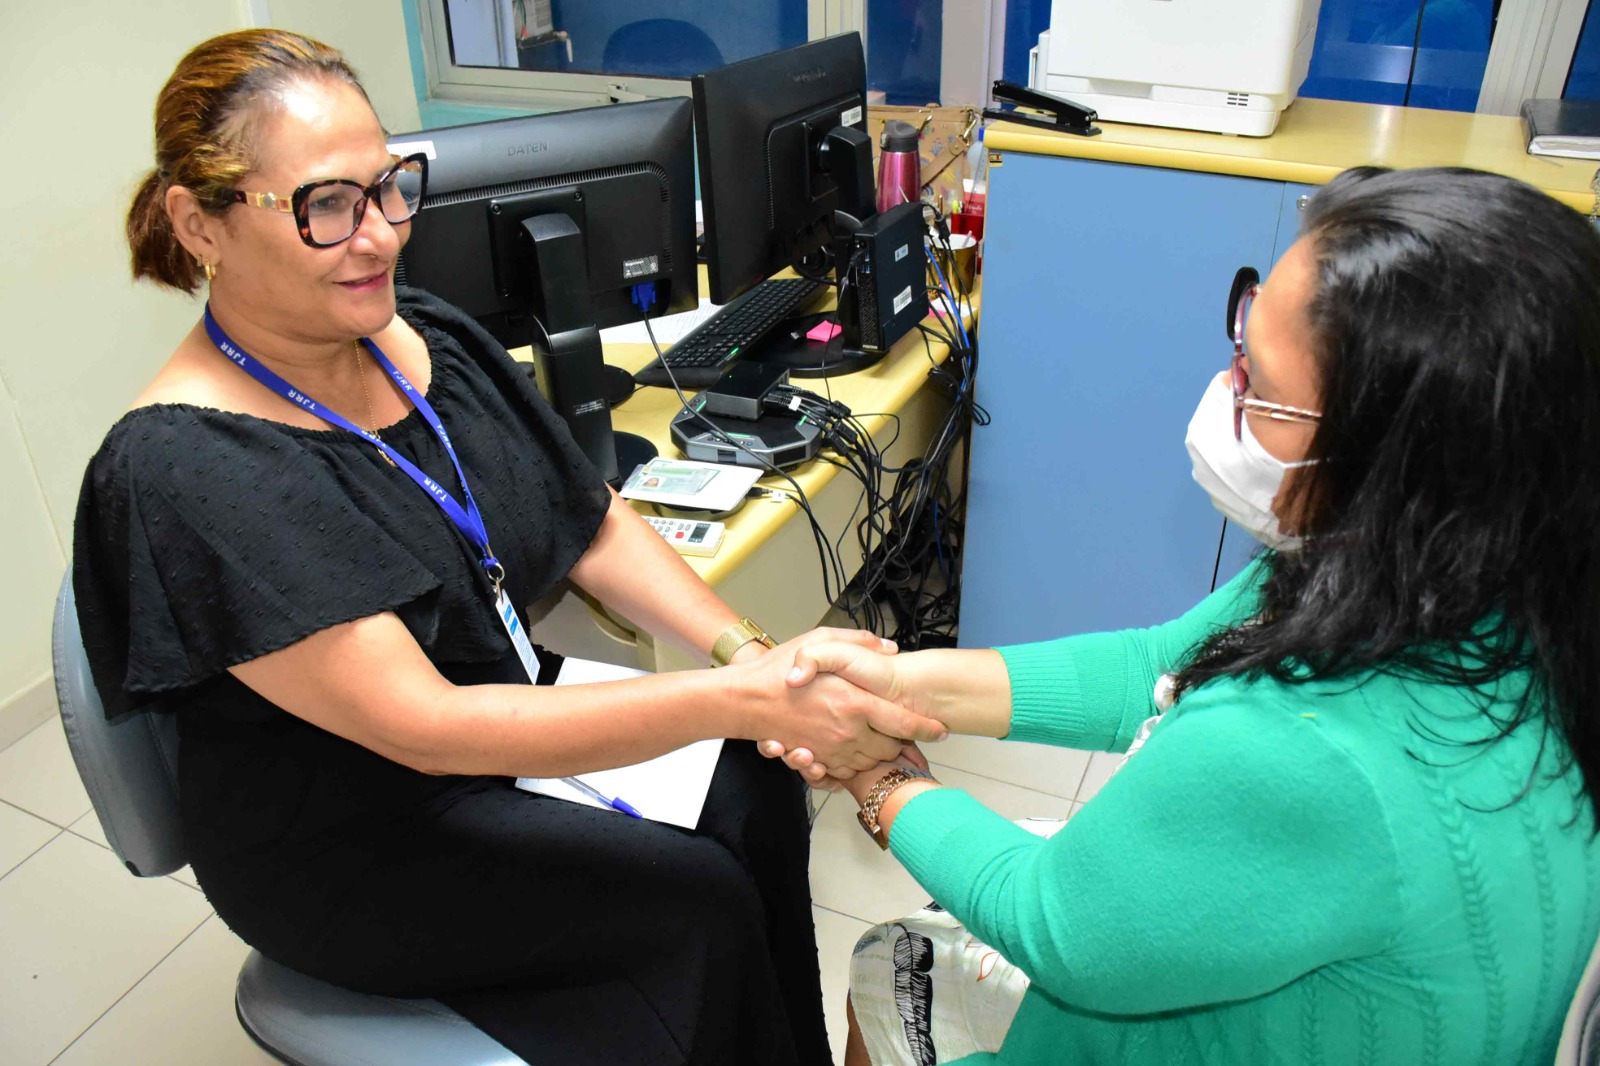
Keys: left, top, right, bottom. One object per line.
{"left": 643, "top": 515, "right": 725, "bottom": 557}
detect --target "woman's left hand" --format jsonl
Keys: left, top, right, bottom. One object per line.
{"left": 770, "top": 742, "right": 927, "bottom": 794}
{"left": 842, "top": 747, "right": 930, "bottom": 805}
{"left": 747, "top": 627, "right": 900, "bottom": 771}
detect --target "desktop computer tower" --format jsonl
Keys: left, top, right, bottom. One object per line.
{"left": 838, "top": 202, "right": 929, "bottom": 354}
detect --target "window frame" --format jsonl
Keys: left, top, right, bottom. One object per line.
{"left": 418, "top": 0, "right": 1600, "bottom": 118}
{"left": 417, "top": 0, "right": 868, "bottom": 110}
{"left": 1477, "top": 0, "right": 1592, "bottom": 112}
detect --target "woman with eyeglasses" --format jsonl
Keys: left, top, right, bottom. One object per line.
{"left": 76, "top": 29, "right": 947, "bottom": 1064}
{"left": 772, "top": 166, "right": 1600, "bottom": 1064}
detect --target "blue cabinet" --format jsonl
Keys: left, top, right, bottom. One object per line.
{"left": 958, "top": 153, "right": 1314, "bottom": 647}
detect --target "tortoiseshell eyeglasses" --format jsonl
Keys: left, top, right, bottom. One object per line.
{"left": 228, "top": 153, "right": 428, "bottom": 249}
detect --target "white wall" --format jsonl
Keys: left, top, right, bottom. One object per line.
{"left": 0, "top": 0, "right": 421, "bottom": 746}
{"left": 268, "top": 0, "right": 423, "bottom": 133}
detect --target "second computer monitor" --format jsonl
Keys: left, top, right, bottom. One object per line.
{"left": 694, "top": 32, "right": 873, "bottom": 306}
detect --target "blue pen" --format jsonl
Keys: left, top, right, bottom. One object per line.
{"left": 563, "top": 776, "right": 644, "bottom": 818}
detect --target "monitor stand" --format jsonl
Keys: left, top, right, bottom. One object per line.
{"left": 519, "top": 212, "right": 657, "bottom": 486}
{"left": 612, "top": 429, "right": 657, "bottom": 485}
{"left": 746, "top": 222, "right": 892, "bottom": 378}
{"left": 602, "top": 361, "right": 653, "bottom": 484}
{"left": 519, "top": 363, "right": 656, "bottom": 485}
{"left": 601, "top": 364, "right": 637, "bottom": 408}
{"left": 747, "top": 312, "right": 886, "bottom": 378}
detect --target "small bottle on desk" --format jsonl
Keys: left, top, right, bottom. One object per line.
{"left": 954, "top": 127, "right": 988, "bottom": 272}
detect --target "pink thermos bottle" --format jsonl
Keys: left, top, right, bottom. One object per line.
{"left": 875, "top": 120, "right": 921, "bottom": 215}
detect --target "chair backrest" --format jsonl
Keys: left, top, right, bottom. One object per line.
{"left": 1559, "top": 931, "right": 1600, "bottom": 1065}
{"left": 51, "top": 574, "right": 186, "bottom": 877}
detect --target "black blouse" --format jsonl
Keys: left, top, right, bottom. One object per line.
{"left": 71, "top": 288, "right": 610, "bottom": 858}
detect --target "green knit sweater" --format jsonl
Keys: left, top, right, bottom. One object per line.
{"left": 889, "top": 561, "right": 1600, "bottom": 1065}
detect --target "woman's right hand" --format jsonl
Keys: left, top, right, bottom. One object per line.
{"left": 755, "top": 641, "right": 918, "bottom": 780}
{"left": 761, "top": 644, "right": 1012, "bottom": 781}
{"left": 726, "top": 634, "right": 946, "bottom": 774}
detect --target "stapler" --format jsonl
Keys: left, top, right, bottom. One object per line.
{"left": 983, "top": 81, "right": 1101, "bottom": 138}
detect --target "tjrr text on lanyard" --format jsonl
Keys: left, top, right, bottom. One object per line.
{"left": 201, "top": 306, "right": 543, "bottom": 682}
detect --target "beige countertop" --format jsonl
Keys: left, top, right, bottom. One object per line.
{"left": 984, "top": 97, "right": 1597, "bottom": 212}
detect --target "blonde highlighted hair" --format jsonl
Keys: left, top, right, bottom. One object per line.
{"left": 126, "top": 29, "right": 368, "bottom": 293}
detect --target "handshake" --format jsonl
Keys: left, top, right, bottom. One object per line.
{"left": 720, "top": 627, "right": 945, "bottom": 785}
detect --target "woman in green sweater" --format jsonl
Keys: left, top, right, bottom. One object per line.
{"left": 779, "top": 167, "right": 1600, "bottom": 1064}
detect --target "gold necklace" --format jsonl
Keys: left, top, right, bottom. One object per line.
{"left": 354, "top": 341, "right": 396, "bottom": 466}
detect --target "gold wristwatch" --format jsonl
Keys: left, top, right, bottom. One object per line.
{"left": 709, "top": 617, "right": 777, "bottom": 666}
{"left": 857, "top": 767, "right": 933, "bottom": 850}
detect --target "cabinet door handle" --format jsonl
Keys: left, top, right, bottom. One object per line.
{"left": 1296, "top": 195, "right": 1311, "bottom": 212}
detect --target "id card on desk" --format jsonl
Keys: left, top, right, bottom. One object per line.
{"left": 623, "top": 460, "right": 719, "bottom": 496}
{"left": 618, "top": 458, "right": 762, "bottom": 513}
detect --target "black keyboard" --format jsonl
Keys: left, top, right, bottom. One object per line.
{"left": 634, "top": 277, "right": 823, "bottom": 389}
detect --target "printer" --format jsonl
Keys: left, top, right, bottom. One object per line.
{"left": 1030, "top": 0, "right": 1323, "bottom": 137}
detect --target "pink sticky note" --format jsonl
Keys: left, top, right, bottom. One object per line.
{"left": 805, "top": 320, "right": 842, "bottom": 343}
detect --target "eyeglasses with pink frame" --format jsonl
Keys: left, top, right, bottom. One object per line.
{"left": 1227, "top": 266, "right": 1322, "bottom": 442}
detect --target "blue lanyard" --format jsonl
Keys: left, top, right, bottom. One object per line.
{"left": 202, "top": 307, "right": 503, "bottom": 584}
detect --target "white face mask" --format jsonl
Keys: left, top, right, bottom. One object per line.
{"left": 1185, "top": 372, "right": 1315, "bottom": 551}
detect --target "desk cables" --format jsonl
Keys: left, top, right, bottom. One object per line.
{"left": 639, "top": 210, "right": 988, "bottom": 648}
{"left": 641, "top": 316, "right": 854, "bottom": 614}
{"left": 864, "top": 202, "right": 987, "bottom": 648}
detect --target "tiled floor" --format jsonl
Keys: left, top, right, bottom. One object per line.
{"left": 0, "top": 711, "right": 1120, "bottom": 1065}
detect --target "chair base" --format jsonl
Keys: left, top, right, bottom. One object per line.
{"left": 235, "top": 951, "right": 528, "bottom": 1066}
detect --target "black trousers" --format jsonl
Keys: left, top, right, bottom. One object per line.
{"left": 200, "top": 740, "right": 830, "bottom": 1065}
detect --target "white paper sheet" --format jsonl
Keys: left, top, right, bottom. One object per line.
{"left": 598, "top": 298, "right": 720, "bottom": 347}
{"left": 515, "top": 657, "right": 724, "bottom": 830}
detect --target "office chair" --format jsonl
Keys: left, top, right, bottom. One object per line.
{"left": 51, "top": 575, "right": 527, "bottom": 1066}
{"left": 1560, "top": 931, "right": 1600, "bottom": 1065}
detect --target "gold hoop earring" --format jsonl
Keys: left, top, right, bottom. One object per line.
{"left": 201, "top": 259, "right": 216, "bottom": 283}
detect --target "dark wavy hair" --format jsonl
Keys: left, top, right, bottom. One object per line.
{"left": 1174, "top": 166, "right": 1600, "bottom": 826}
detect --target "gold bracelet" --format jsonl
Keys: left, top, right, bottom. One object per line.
{"left": 857, "top": 767, "right": 933, "bottom": 850}
{"left": 709, "top": 617, "right": 776, "bottom": 667}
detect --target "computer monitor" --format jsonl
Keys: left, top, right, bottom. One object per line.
{"left": 693, "top": 33, "right": 883, "bottom": 376}
{"left": 389, "top": 98, "right": 699, "bottom": 483}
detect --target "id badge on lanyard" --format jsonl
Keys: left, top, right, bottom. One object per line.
{"left": 495, "top": 587, "right": 543, "bottom": 684}
{"left": 204, "top": 306, "right": 542, "bottom": 683}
